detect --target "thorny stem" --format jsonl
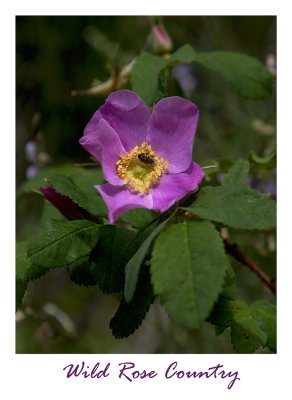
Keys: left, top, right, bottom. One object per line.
{"left": 224, "top": 238, "right": 276, "bottom": 295}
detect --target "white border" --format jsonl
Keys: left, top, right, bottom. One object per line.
{"left": 2, "top": 1, "right": 291, "bottom": 399}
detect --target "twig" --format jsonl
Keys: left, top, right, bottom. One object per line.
{"left": 71, "top": 59, "right": 135, "bottom": 97}
{"left": 224, "top": 238, "right": 276, "bottom": 295}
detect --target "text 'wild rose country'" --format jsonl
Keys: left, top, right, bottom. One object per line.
{"left": 63, "top": 361, "right": 240, "bottom": 390}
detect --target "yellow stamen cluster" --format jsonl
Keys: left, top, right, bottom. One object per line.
{"left": 116, "top": 141, "right": 169, "bottom": 194}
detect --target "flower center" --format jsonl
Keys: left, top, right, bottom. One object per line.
{"left": 116, "top": 141, "right": 169, "bottom": 194}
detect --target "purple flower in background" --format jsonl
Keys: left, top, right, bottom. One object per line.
{"left": 25, "top": 140, "right": 39, "bottom": 179}
{"left": 25, "top": 141, "right": 38, "bottom": 163}
{"left": 173, "top": 63, "right": 198, "bottom": 97}
{"left": 172, "top": 63, "right": 198, "bottom": 97}
{"left": 248, "top": 174, "right": 276, "bottom": 198}
{"left": 26, "top": 165, "right": 39, "bottom": 179}
{"left": 80, "top": 90, "right": 204, "bottom": 223}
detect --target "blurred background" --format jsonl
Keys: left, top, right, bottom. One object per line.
{"left": 16, "top": 16, "right": 276, "bottom": 353}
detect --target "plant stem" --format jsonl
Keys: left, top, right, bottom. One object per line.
{"left": 224, "top": 238, "right": 276, "bottom": 295}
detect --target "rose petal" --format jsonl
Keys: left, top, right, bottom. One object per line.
{"left": 151, "top": 162, "right": 205, "bottom": 212}
{"left": 80, "top": 118, "right": 124, "bottom": 186}
{"left": 96, "top": 184, "right": 153, "bottom": 224}
{"left": 147, "top": 96, "right": 199, "bottom": 173}
{"left": 99, "top": 89, "right": 151, "bottom": 151}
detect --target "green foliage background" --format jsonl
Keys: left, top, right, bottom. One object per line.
{"left": 16, "top": 16, "right": 276, "bottom": 353}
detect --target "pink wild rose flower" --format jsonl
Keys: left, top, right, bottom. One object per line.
{"left": 79, "top": 90, "right": 204, "bottom": 223}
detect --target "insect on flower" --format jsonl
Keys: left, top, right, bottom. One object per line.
{"left": 138, "top": 153, "right": 155, "bottom": 165}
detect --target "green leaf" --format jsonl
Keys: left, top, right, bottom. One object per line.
{"left": 211, "top": 299, "right": 276, "bottom": 353}
{"left": 131, "top": 52, "right": 167, "bottom": 105}
{"left": 170, "top": 44, "right": 197, "bottom": 63}
{"left": 46, "top": 174, "right": 106, "bottom": 217}
{"left": 250, "top": 300, "right": 276, "bottom": 352}
{"left": 189, "top": 186, "right": 276, "bottom": 230}
{"left": 67, "top": 256, "right": 96, "bottom": 287}
{"left": 40, "top": 201, "right": 66, "bottom": 225}
{"left": 16, "top": 242, "right": 30, "bottom": 309}
{"left": 16, "top": 279, "right": 27, "bottom": 310}
{"left": 16, "top": 242, "right": 32, "bottom": 282}
{"left": 124, "top": 216, "right": 171, "bottom": 303}
{"left": 121, "top": 215, "right": 163, "bottom": 265}
{"left": 17, "top": 164, "right": 84, "bottom": 197}
{"left": 120, "top": 208, "right": 156, "bottom": 229}
{"left": 232, "top": 301, "right": 267, "bottom": 343}
{"left": 151, "top": 221, "right": 229, "bottom": 329}
{"left": 131, "top": 45, "right": 273, "bottom": 106}
{"left": 221, "top": 260, "right": 237, "bottom": 299}
{"left": 69, "top": 170, "right": 107, "bottom": 217}
{"left": 130, "top": 45, "right": 201, "bottom": 106}
{"left": 27, "top": 220, "right": 99, "bottom": 269}
{"left": 194, "top": 50, "right": 274, "bottom": 99}
{"left": 90, "top": 225, "right": 135, "bottom": 293}
{"left": 208, "top": 296, "right": 235, "bottom": 333}
{"left": 131, "top": 46, "right": 194, "bottom": 106}
{"left": 231, "top": 321, "right": 264, "bottom": 353}
{"left": 185, "top": 160, "right": 276, "bottom": 230}
{"left": 230, "top": 300, "right": 274, "bottom": 353}
{"left": 222, "top": 160, "right": 249, "bottom": 187}
{"left": 16, "top": 220, "right": 100, "bottom": 309}
{"left": 110, "top": 267, "right": 155, "bottom": 338}
{"left": 17, "top": 164, "right": 105, "bottom": 208}
{"left": 16, "top": 242, "right": 47, "bottom": 309}
{"left": 208, "top": 261, "right": 237, "bottom": 332}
